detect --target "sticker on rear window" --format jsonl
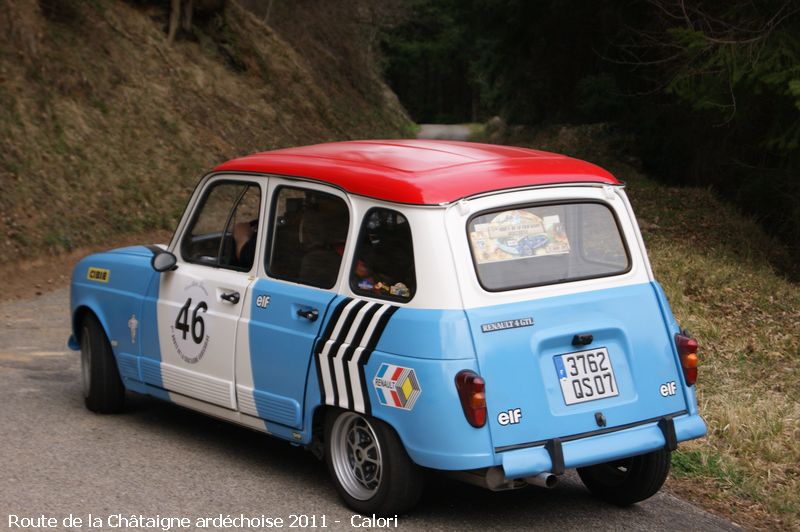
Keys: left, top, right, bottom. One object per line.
{"left": 469, "top": 210, "right": 569, "bottom": 264}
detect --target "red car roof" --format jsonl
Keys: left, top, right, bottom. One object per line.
{"left": 213, "top": 140, "right": 620, "bottom": 205}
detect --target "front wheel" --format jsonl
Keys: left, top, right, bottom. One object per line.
{"left": 80, "top": 314, "right": 125, "bottom": 414}
{"left": 324, "top": 409, "right": 423, "bottom": 515}
{"left": 577, "top": 448, "right": 671, "bottom": 506}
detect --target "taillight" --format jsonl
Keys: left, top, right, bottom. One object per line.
{"left": 675, "top": 333, "right": 699, "bottom": 386}
{"left": 455, "top": 370, "right": 487, "bottom": 428}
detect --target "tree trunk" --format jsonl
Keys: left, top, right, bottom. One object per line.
{"left": 181, "top": 0, "right": 194, "bottom": 32}
{"left": 167, "top": 0, "right": 181, "bottom": 45}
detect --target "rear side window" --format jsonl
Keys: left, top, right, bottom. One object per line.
{"left": 350, "top": 208, "right": 415, "bottom": 301}
{"left": 267, "top": 186, "right": 349, "bottom": 289}
{"left": 467, "top": 202, "right": 629, "bottom": 291}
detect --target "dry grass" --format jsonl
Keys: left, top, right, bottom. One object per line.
{"left": 0, "top": 0, "right": 412, "bottom": 261}
{"left": 497, "top": 124, "right": 800, "bottom": 530}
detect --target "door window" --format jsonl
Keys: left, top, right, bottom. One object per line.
{"left": 181, "top": 181, "right": 262, "bottom": 271}
{"left": 350, "top": 208, "right": 415, "bottom": 301}
{"left": 267, "top": 186, "right": 349, "bottom": 288}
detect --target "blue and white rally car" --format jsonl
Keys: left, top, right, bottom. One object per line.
{"left": 69, "top": 140, "right": 705, "bottom": 515}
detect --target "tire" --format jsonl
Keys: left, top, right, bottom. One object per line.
{"left": 577, "top": 448, "right": 671, "bottom": 506}
{"left": 324, "top": 409, "right": 423, "bottom": 515}
{"left": 80, "top": 313, "right": 125, "bottom": 414}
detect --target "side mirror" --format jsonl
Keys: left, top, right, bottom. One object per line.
{"left": 151, "top": 251, "right": 178, "bottom": 272}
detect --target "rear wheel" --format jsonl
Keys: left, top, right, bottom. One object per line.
{"left": 324, "top": 409, "right": 423, "bottom": 515}
{"left": 80, "top": 314, "right": 125, "bottom": 414}
{"left": 577, "top": 448, "right": 671, "bottom": 506}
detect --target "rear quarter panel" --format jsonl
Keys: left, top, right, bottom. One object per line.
{"left": 363, "top": 306, "right": 494, "bottom": 470}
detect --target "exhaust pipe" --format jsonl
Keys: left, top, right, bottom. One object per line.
{"left": 525, "top": 472, "right": 558, "bottom": 489}
{"left": 445, "top": 467, "right": 527, "bottom": 491}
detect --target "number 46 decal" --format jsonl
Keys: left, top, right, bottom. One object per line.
{"left": 175, "top": 298, "right": 207, "bottom": 344}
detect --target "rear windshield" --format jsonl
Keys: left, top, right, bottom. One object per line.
{"left": 467, "top": 202, "right": 630, "bottom": 291}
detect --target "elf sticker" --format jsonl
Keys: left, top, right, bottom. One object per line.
{"left": 373, "top": 364, "right": 421, "bottom": 411}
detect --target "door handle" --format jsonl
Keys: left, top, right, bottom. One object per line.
{"left": 221, "top": 291, "right": 240, "bottom": 304}
{"left": 297, "top": 308, "right": 319, "bottom": 322}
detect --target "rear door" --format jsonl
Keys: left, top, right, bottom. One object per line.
{"left": 448, "top": 187, "right": 687, "bottom": 450}
{"left": 234, "top": 181, "right": 351, "bottom": 429}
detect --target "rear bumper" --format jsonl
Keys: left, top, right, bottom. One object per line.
{"left": 500, "top": 412, "right": 706, "bottom": 479}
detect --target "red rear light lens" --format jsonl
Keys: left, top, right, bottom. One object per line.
{"left": 455, "top": 370, "right": 487, "bottom": 428}
{"left": 675, "top": 334, "right": 699, "bottom": 386}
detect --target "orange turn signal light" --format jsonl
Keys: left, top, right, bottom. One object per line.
{"left": 675, "top": 333, "right": 699, "bottom": 386}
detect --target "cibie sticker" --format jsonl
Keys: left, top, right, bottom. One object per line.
{"left": 373, "top": 364, "right": 421, "bottom": 411}
{"left": 87, "top": 267, "right": 110, "bottom": 283}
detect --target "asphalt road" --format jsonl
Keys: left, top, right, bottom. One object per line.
{"left": 417, "top": 124, "right": 472, "bottom": 141}
{"left": 0, "top": 288, "right": 739, "bottom": 532}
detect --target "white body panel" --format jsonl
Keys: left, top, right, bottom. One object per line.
{"left": 159, "top": 175, "right": 266, "bottom": 410}
{"left": 157, "top": 264, "right": 255, "bottom": 409}
{"left": 168, "top": 392, "right": 270, "bottom": 434}
{"left": 343, "top": 197, "right": 464, "bottom": 310}
{"left": 234, "top": 283, "right": 258, "bottom": 417}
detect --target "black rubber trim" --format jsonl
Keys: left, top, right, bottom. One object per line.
{"left": 494, "top": 410, "right": 688, "bottom": 453}
{"left": 545, "top": 439, "right": 565, "bottom": 475}
{"left": 658, "top": 416, "right": 678, "bottom": 452}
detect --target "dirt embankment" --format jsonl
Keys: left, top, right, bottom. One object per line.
{"left": 0, "top": 0, "right": 412, "bottom": 263}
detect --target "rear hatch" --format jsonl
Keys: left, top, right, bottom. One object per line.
{"left": 461, "top": 197, "right": 687, "bottom": 450}
{"left": 465, "top": 284, "right": 687, "bottom": 450}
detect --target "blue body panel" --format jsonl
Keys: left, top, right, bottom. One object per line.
{"left": 70, "top": 246, "right": 705, "bottom": 478}
{"left": 247, "top": 278, "right": 337, "bottom": 428}
{"left": 363, "top": 351, "right": 495, "bottom": 470}
{"left": 328, "top": 282, "right": 705, "bottom": 472}
{"left": 500, "top": 412, "right": 707, "bottom": 478}
{"left": 376, "top": 307, "right": 477, "bottom": 359}
{"left": 70, "top": 246, "right": 168, "bottom": 400}
{"left": 651, "top": 280, "right": 701, "bottom": 416}
{"left": 463, "top": 282, "right": 690, "bottom": 451}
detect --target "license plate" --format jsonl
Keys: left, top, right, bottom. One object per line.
{"left": 554, "top": 347, "right": 619, "bottom": 405}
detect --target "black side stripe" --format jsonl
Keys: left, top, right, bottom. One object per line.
{"left": 314, "top": 299, "right": 400, "bottom": 413}
{"left": 315, "top": 297, "right": 352, "bottom": 356}
{"left": 360, "top": 305, "right": 399, "bottom": 366}
{"left": 314, "top": 297, "right": 352, "bottom": 403}
{"left": 342, "top": 303, "right": 382, "bottom": 411}
{"left": 358, "top": 362, "right": 372, "bottom": 416}
{"left": 358, "top": 305, "right": 399, "bottom": 416}
{"left": 326, "top": 300, "right": 368, "bottom": 406}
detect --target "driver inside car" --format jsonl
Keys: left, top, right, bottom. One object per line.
{"left": 232, "top": 219, "right": 257, "bottom": 269}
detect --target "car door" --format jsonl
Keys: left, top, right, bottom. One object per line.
{"left": 235, "top": 181, "right": 350, "bottom": 428}
{"left": 150, "top": 178, "right": 264, "bottom": 409}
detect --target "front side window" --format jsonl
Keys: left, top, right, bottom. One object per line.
{"left": 467, "top": 202, "right": 629, "bottom": 291}
{"left": 267, "top": 186, "right": 349, "bottom": 289}
{"left": 350, "top": 208, "right": 416, "bottom": 301}
{"left": 181, "top": 181, "right": 261, "bottom": 271}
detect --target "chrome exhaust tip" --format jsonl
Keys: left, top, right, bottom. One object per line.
{"left": 525, "top": 472, "right": 558, "bottom": 489}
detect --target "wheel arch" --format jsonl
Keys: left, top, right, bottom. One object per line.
{"left": 311, "top": 404, "right": 414, "bottom": 463}
{"left": 71, "top": 304, "right": 111, "bottom": 346}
